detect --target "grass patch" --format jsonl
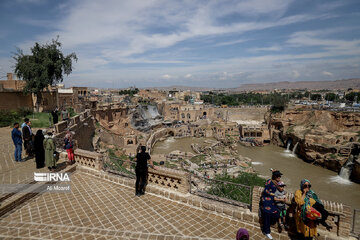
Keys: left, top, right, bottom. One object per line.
{"left": 190, "top": 154, "right": 206, "bottom": 165}
{"left": 26, "top": 112, "right": 53, "bottom": 128}
{"left": 105, "top": 148, "right": 135, "bottom": 175}
{"left": 207, "top": 173, "right": 265, "bottom": 204}
{"left": 286, "top": 126, "right": 294, "bottom": 134}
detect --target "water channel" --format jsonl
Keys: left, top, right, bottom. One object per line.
{"left": 152, "top": 137, "right": 360, "bottom": 209}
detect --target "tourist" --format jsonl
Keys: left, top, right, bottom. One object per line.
{"left": 11, "top": 122, "right": 22, "bottom": 162}
{"left": 294, "top": 179, "right": 332, "bottom": 240}
{"left": 274, "top": 181, "right": 288, "bottom": 231}
{"left": 61, "top": 108, "right": 69, "bottom": 122}
{"left": 64, "top": 130, "right": 75, "bottom": 164}
{"left": 236, "top": 228, "right": 249, "bottom": 240}
{"left": 135, "top": 146, "right": 156, "bottom": 196}
{"left": 21, "top": 117, "right": 29, "bottom": 130}
{"left": 44, "top": 131, "right": 56, "bottom": 171}
{"left": 34, "top": 130, "right": 45, "bottom": 169}
{"left": 51, "top": 107, "right": 59, "bottom": 125}
{"left": 260, "top": 170, "right": 282, "bottom": 239}
{"left": 22, "top": 120, "right": 34, "bottom": 158}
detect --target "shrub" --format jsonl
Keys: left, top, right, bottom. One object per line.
{"left": 0, "top": 110, "right": 20, "bottom": 127}
{"left": 18, "top": 107, "right": 33, "bottom": 117}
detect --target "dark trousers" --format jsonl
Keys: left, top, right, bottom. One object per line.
{"left": 313, "top": 202, "right": 329, "bottom": 227}
{"left": 24, "top": 140, "right": 33, "bottom": 156}
{"left": 262, "top": 211, "right": 278, "bottom": 234}
{"left": 135, "top": 168, "right": 148, "bottom": 194}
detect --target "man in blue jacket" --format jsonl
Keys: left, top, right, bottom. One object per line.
{"left": 11, "top": 122, "right": 22, "bottom": 162}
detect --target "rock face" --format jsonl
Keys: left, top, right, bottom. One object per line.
{"left": 131, "top": 105, "right": 163, "bottom": 132}
{"left": 268, "top": 109, "right": 360, "bottom": 182}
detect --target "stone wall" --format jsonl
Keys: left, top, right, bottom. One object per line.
{"left": 0, "top": 91, "right": 33, "bottom": 110}
{"left": 74, "top": 149, "right": 103, "bottom": 170}
{"left": 54, "top": 110, "right": 95, "bottom": 151}
{"left": 251, "top": 186, "right": 353, "bottom": 238}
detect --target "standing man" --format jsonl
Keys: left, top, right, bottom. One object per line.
{"left": 61, "top": 108, "right": 69, "bottom": 122}
{"left": 51, "top": 107, "right": 59, "bottom": 125}
{"left": 135, "top": 146, "right": 156, "bottom": 196}
{"left": 11, "top": 123, "right": 22, "bottom": 162}
{"left": 22, "top": 120, "right": 34, "bottom": 158}
{"left": 21, "top": 118, "right": 29, "bottom": 130}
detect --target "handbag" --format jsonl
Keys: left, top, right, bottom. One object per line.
{"left": 305, "top": 205, "right": 322, "bottom": 221}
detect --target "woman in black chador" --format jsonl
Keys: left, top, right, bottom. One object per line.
{"left": 34, "top": 130, "right": 45, "bottom": 169}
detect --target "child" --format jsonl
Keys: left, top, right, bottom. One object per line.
{"left": 274, "top": 181, "right": 288, "bottom": 231}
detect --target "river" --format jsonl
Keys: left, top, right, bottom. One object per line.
{"left": 236, "top": 144, "right": 360, "bottom": 210}
{"left": 152, "top": 137, "right": 360, "bottom": 209}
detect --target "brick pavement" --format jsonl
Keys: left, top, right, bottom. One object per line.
{"left": 0, "top": 172, "right": 269, "bottom": 239}
{"left": 0, "top": 127, "right": 65, "bottom": 185}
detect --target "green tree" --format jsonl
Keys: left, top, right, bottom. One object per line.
{"left": 324, "top": 93, "right": 336, "bottom": 101}
{"left": 184, "top": 95, "right": 191, "bottom": 102}
{"left": 310, "top": 93, "right": 322, "bottom": 101}
{"left": 345, "top": 92, "right": 360, "bottom": 102}
{"left": 13, "top": 37, "right": 77, "bottom": 112}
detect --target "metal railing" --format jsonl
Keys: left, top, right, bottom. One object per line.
{"left": 352, "top": 209, "right": 360, "bottom": 238}
{"left": 189, "top": 174, "right": 252, "bottom": 208}
{"left": 103, "top": 156, "right": 136, "bottom": 178}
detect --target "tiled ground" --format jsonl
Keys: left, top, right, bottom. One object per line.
{"left": 0, "top": 172, "right": 268, "bottom": 239}
{"left": 0, "top": 127, "right": 65, "bottom": 185}
{"left": 0, "top": 126, "right": 272, "bottom": 239}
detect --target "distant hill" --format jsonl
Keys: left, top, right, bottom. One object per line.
{"left": 147, "top": 85, "right": 215, "bottom": 91}
{"left": 233, "top": 78, "right": 360, "bottom": 91}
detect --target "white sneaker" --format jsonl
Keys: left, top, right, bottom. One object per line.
{"left": 265, "top": 233, "right": 273, "bottom": 239}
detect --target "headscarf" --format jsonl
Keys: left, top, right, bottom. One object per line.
{"left": 34, "top": 130, "right": 44, "bottom": 150}
{"left": 236, "top": 228, "right": 249, "bottom": 240}
{"left": 300, "top": 179, "right": 322, "bottom": 221}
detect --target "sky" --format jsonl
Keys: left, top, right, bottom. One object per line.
{"left": 0, "top": 0, "right": 360, "bottom": 89}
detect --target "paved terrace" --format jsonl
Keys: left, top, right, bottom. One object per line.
{"left": 0, "top": 127, "right": 266, "bottom": 239}
{"left": 0, "top": 127, "right": 355, "bottom": 239}
{"left": 0, "top": 171, "right": 268, "bottom": 239}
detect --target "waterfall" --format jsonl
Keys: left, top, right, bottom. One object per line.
{"left": 292, "top": 142, "right": 299, "bottom": 155}
{"left": 339, "top": 157, "right": 354, "bottom": 180}
{"left": 285, "top": 142, "right": 291, "bottom": 152}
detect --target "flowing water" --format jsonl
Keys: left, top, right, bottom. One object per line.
{"left": 152, "top": 137, "right": 360, "bottom": 209}
{"left": 236, "top": 144, "right": 360, "bottom": 209}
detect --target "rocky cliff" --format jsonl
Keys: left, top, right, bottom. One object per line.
{"left": 268, "top": 109, "right": 360, "bottom": 183}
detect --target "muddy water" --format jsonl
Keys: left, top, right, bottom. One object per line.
{"left": 152, "top": 136, "right": 360, "bottom": 209}
{"left": 236, "top": 144, "right": 360, "bottom": 210}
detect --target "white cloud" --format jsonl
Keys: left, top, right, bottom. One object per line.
{"left": 214, "top": 39, "right": 248, "bottom": 47}
{"left": 184, "top": 74, "right": 192, "bottom": 78}
{"left": 322, "top": 71, "right": 333, "bottom": 76}
{"left": 248, "top": 45, "right": 282, "bottom": 52}
{"left": 162, "top": 74, "right": 172, "bottom": 79}
{"left": 292, "top": 70, "right": 300, "bottom": 78}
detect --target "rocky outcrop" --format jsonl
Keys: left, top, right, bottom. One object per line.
{"left": 131, "top": 105, "right": 163, "bottom": 132}
{"left": 269, "top": 109, "right": 360, "bottom": 181}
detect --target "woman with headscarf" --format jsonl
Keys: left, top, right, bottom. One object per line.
{"left": 64, "top": 130, "right": 74, "bottom": 165}
{"left": 260, "top": 170, "right": 282, "bottom": 239}
{"left": 44, "top": 131, "right": 56, "bottom": 171}
{"left": 34, "top": 130, "right": 45, "bottom": 168}
{"left": 236, "top": 228, "right": 249, "bottom": 240}
{"left": 294, "top": 179, "right": 332, "bottom": 240}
